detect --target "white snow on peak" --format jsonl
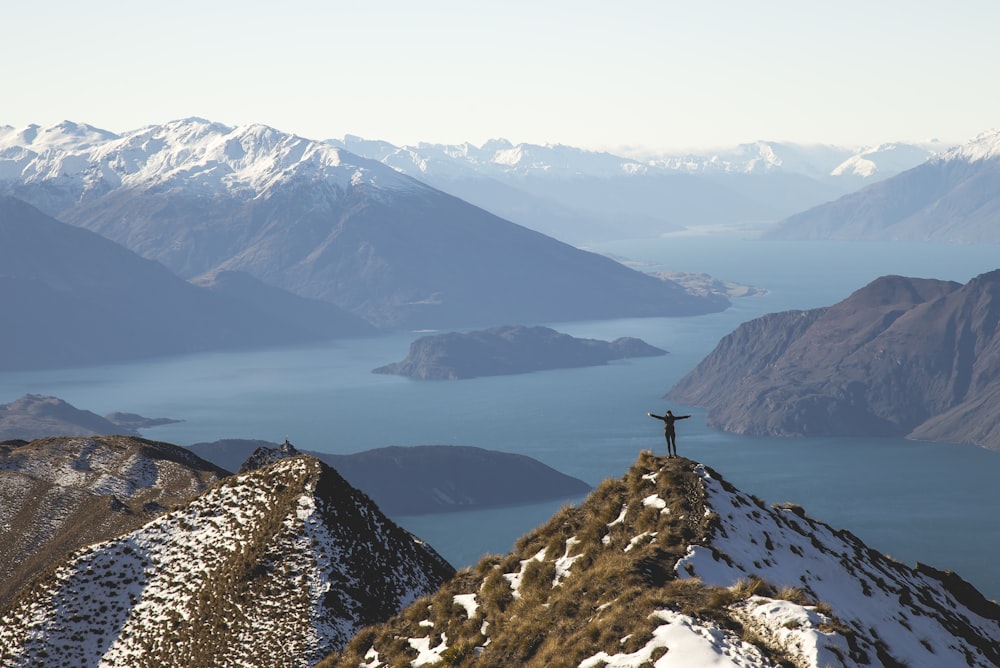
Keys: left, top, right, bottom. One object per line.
{"left": 675, "top": 464, "right": 1000, "bottom": 668}
{"left": 939, "top": 128, "right": 1000, "bottom": 163}
{"left": 0, "top": 118, "right": 429, "bottom": 202}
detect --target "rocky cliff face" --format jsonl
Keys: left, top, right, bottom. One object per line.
{"left": 668, "top": 271, "right": 1000, "bottom": 449}
{"left": 321, "top": 453, "right": 1000, "bottom": 667}
{"left": 0, "top": 453, "right": 453, "bottom": 667}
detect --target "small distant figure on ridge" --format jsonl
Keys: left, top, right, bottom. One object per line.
{"left": 647, "top": 409, "right": 691, "bottom": 458}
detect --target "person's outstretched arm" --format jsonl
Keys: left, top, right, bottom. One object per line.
{"left": 677, "top": 414, "right": 691, "bottom": 420}
{"left": 647, "top": 412, "right": 665, "bottom": 421}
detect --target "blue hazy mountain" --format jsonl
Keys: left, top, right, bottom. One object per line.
{"left": 0, "top": 196, "right": 372, "bottom": 370}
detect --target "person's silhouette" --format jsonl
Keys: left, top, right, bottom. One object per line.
{"left": 647, "top": 409, "right": 691, "bottom": 458}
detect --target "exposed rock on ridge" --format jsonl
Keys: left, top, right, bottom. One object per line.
{"left": 668, "top": 271, "right": 1000, "bottom": 449}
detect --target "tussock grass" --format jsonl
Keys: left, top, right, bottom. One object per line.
{"left": 323, "top": 455, "right": 753, "bottom": 668}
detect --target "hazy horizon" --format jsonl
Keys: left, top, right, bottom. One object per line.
{"left": 5, "top": 1, "right": 998, "bottom": 153}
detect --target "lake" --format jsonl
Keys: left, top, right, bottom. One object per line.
{"left": 3, "top": 236, "right": 999, "bottom": 598}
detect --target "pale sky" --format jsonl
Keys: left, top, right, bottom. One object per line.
{"left": 4, "top": 0, "right": 999, "bottom": 152}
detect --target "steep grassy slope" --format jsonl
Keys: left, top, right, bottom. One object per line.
{"left": 322, "top": 452, "right": 1000, "bottom": 668}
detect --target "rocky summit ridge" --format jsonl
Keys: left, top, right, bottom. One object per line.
{"left": 0, "top": 453, "right": 453, "bottom": 667}
{"left": 323, "top": 453, "right": 1000, "bottom": 668}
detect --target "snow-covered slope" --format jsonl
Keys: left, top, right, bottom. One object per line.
{"left": 0, "top": 454, "right": 454, "bottom": 667}
{"left": 0, "top": 435, "right": 227, "bottom": 607}
{"left": 323, "top": 453, "right": 1000, "bottom": 667}
{"left": 765, "top": 129, "right": 1000, "bottom": 243}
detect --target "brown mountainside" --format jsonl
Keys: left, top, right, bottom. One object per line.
{"left": 668, "top": 270, "right": 1000, "bottom": 448}
{"left": 0, "top": 435, "right": 228, "bottom": 606}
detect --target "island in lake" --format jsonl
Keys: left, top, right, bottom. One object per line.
{"left": 373, "top": 324, "right": 667, "bottom": 380}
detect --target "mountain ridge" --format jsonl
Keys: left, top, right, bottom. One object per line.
{"left": 321, "top": 453, "right": 1000, "bottom": 667}
{"left": 0, "top": 119, "right": 729, "bottom": 330}
{"left": 764, "top": 129, "right": 1000, "bottom": 243}
{"left": 0, "top": 453, "right": 454, "bottom": 666}
{"left": 667, "top": 270, "right": 1000, "bottom": 448}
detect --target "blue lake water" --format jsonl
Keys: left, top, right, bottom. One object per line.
{"left": 3, "top": 236, "right": 1000, "bottom": 598}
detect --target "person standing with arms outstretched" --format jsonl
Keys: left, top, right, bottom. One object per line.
{"left": 647, "top": 409, "right": 690, "bottom": 458}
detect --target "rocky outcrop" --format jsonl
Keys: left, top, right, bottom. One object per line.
{"left": 668, "top": 271, "right": 1000, "bottom": 448}
{"left": 373, "top": 325, "right": 667, "bottom": 380}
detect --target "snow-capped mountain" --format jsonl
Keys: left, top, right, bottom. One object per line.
{"left": 323, "top": 453, "right": 1000, "bottom": 667}
{"left": 0, "top": 452, "right": 454, "bottom": 667}
{"left": 765, "top": 129, "right": 1000, "bottom": 242}
{"left": 0, "top": 119, "right": 729, "bottom": 330}
{"left": 330, "top": 135, "right": 941, "bottom": 242}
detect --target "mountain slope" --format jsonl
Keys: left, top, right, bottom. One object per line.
{"left": 0, "top": 196, "right": 372, "bottom": 370}
{"left": 667, "top": 271, "right": 1000, "bottom": 449}
{"left": 0, "top": 454, "right": 454, "bottom": 667}
{"left": 764, "top": 129, "right": 1000, "bottom": 242}
{"left": 0, "top": 435, "right": 228, "bottom": 607}
{"left": 331, "top": 136, "right": 938, "bottom": 243}
{"left": 321, "top": 453, "right": 1000, "bottom": 667}
{"left": 0, "top": 119, "right": 728, "bottom": 329}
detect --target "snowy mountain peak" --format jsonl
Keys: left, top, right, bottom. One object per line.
{"left": 325, "top": 453, "right": 1000, "bottom": 668}
{"left": 940, "top": 128, "right": 1000, "bottom": 163}
{"left": 0, "top": 452, "right": 454, "bottom": 666}
{"left": 0, "top": 118, "right": 429, "bottom": 205}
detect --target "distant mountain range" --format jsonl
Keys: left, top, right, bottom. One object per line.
{"left": 0, "top": 119, "right": 728, "bottom": 331}
{"left": 668, "top": 270, "right": 1000, "bottom": 449}
{"left": 330, "top": 135, "right": 942, "bottom": 242}
{"left": 5, "top": 442, "right": 998, "bottom": 666}
{"left": 765, "top": 129, "right": 1000, "bottom": 242}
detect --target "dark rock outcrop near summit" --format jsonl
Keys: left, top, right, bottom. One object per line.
{"left": 668, "top": 271, "right": 1000, "bottom": 449}
{"left": 373, "top": 325, "right": 667, "bottom": 380}
{"left": 188, "top": 440, "right": 592, "bottom": 515}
